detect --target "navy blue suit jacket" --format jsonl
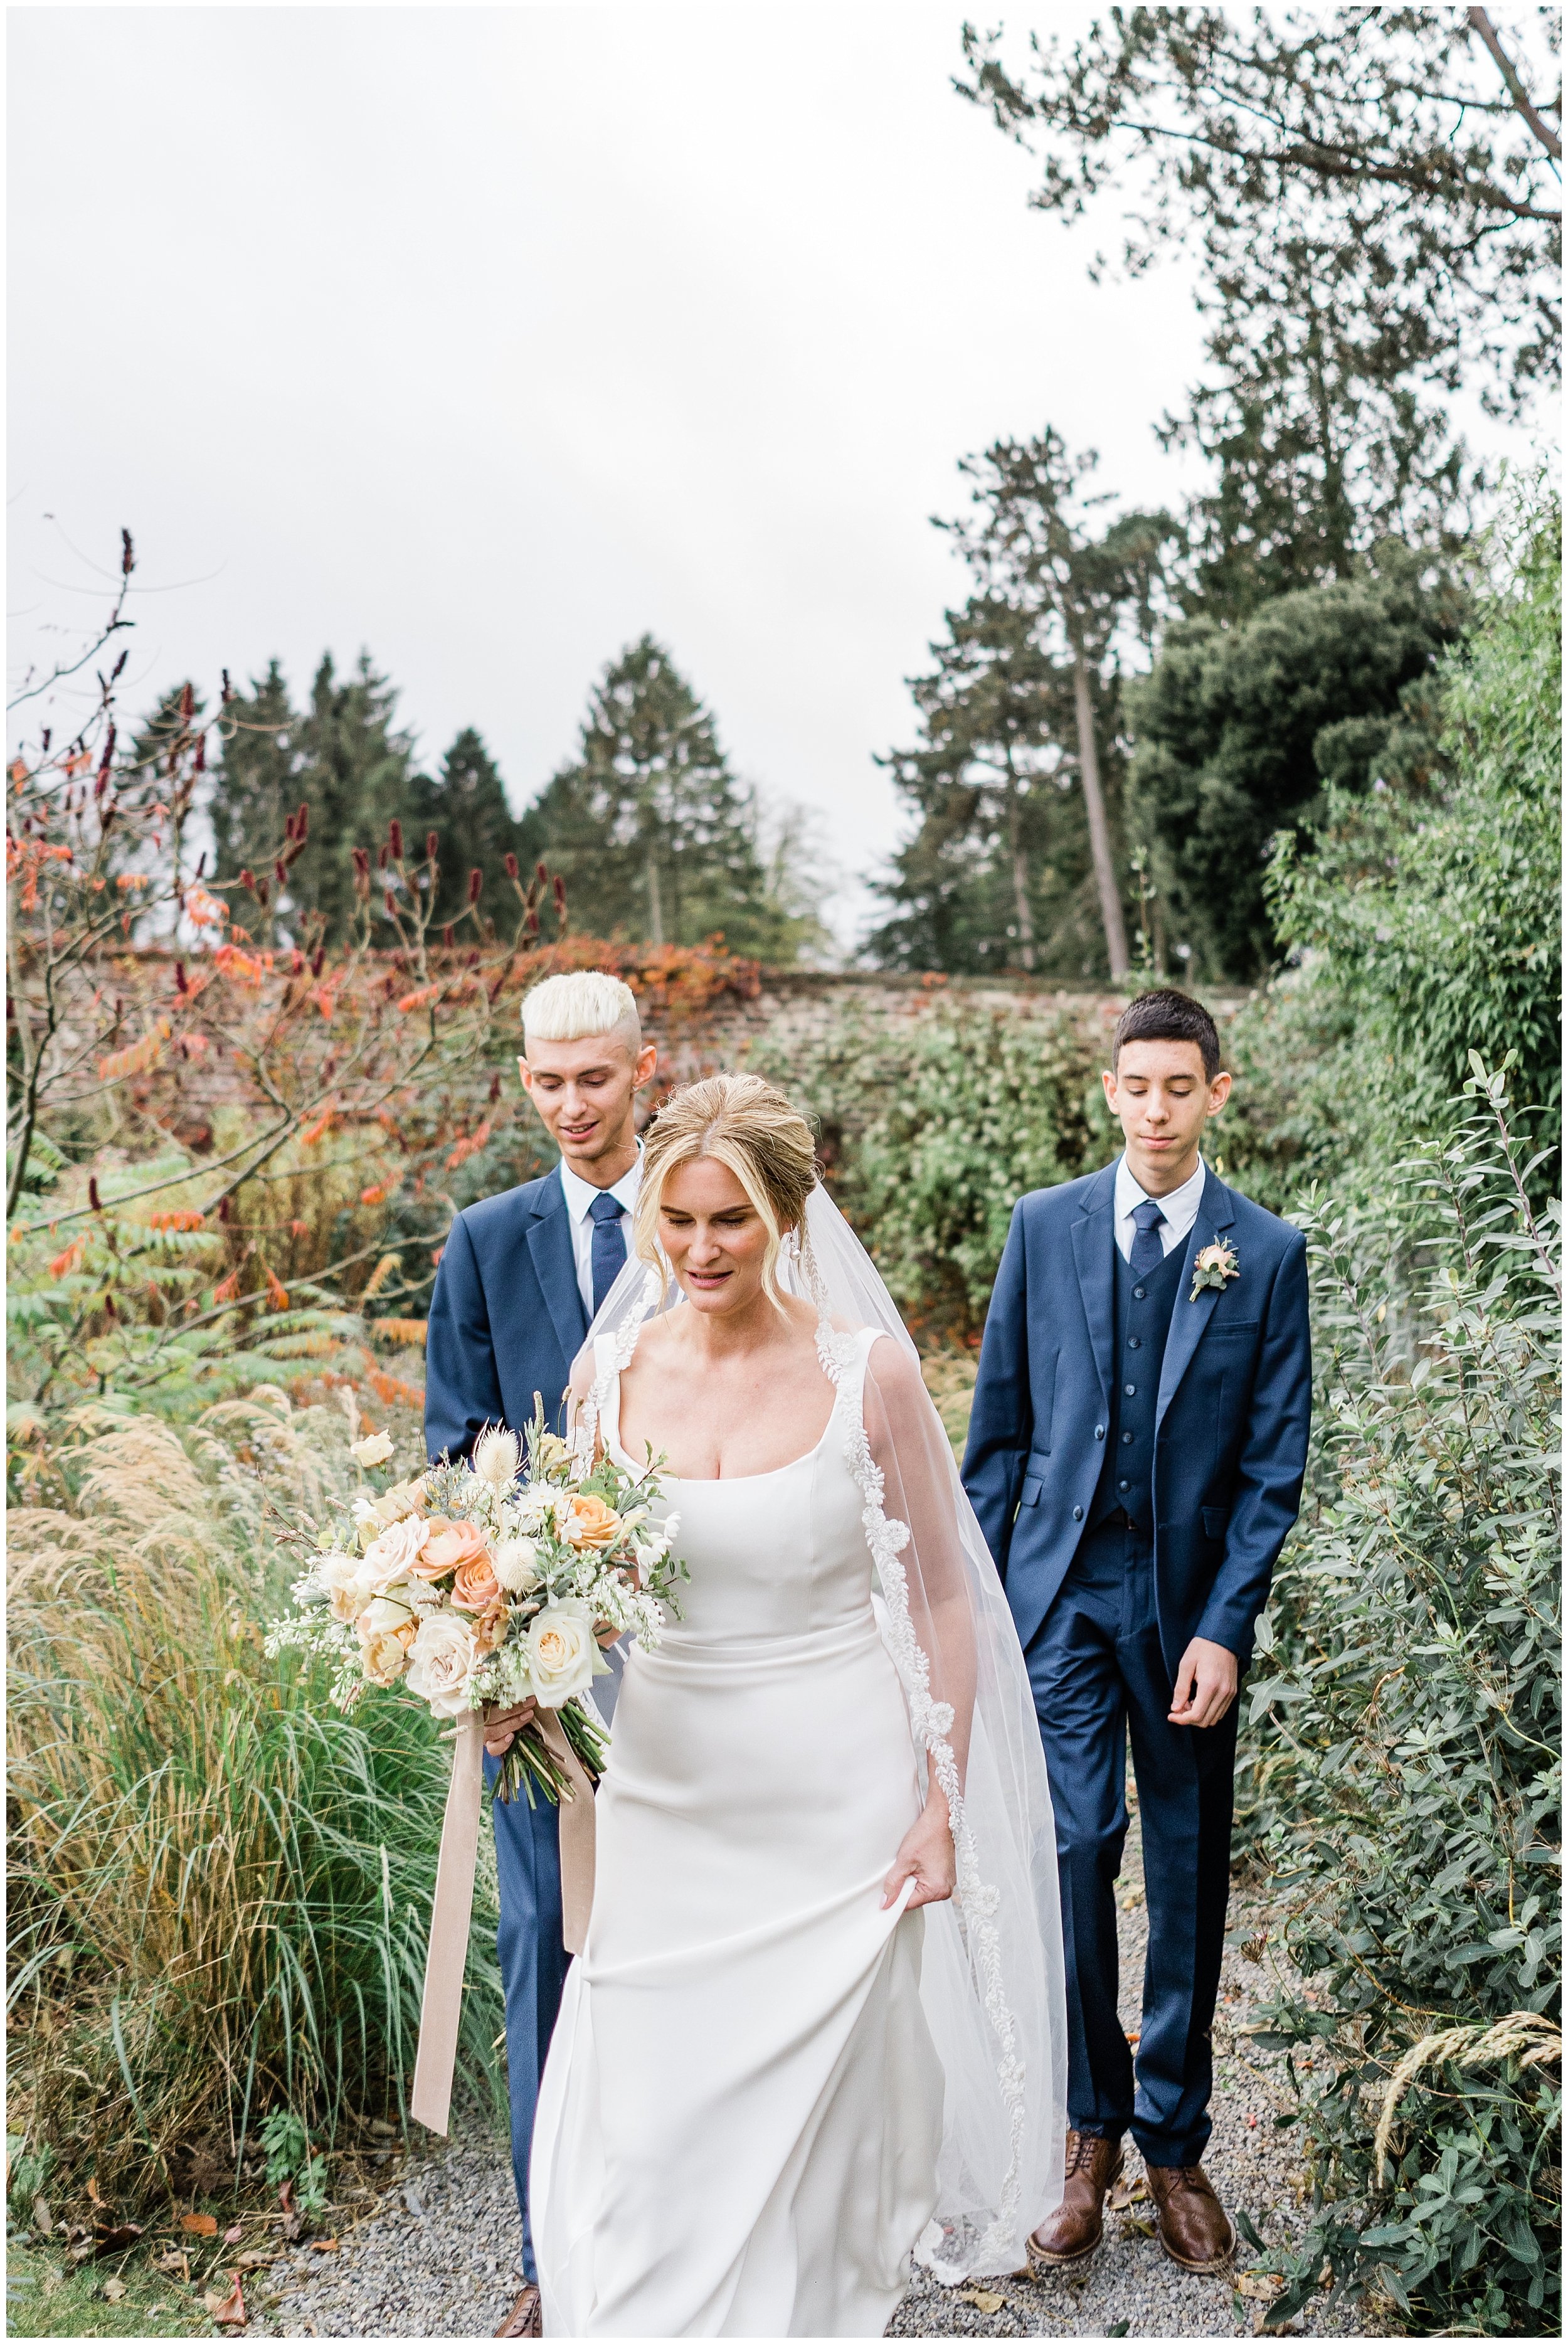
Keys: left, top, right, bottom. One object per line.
{"left": 425, "top": 1169, "right": 586, "bottom": 1464}
{"left": 961, "top": 1160, "right": 1311, "bottom": 1673}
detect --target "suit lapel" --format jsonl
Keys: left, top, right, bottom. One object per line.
{"left": 1155, "top": 1165, "right": 1237, "bottom": 1427}
{"left": 1069, "top": 1163, "right": 1118, "bottom": 1415}
{"left": 527, "top": 1175, "right": 588, "bottom": 1369}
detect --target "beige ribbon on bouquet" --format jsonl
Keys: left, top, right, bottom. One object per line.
{"left": 410, "top": 1709, "right": 598, "bottom": 2136}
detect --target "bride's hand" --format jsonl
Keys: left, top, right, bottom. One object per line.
{"left": 483, "top": 1696, "right": 538, "bottom": 1758}
{"left": 881, "top": 1796, "right": 956, "bottom": 1911}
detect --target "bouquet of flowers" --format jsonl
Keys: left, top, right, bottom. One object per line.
{"left": 266, "top": 1404, "right": 686, "bottom": 1804}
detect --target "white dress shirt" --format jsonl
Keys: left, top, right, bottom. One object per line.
{"left": 559, "top": 1152, "right": 642, "bottom": 1315}
{"left": 1112, "top": 1152, "right": 1209, "bottom": 1265}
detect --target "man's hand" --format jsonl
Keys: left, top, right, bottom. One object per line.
{"left": 1168, "top": 1636, "right": 1238, "bottom": 1728}
{"left": 483, "top": 1696, "right": 538, "bottom": 1759}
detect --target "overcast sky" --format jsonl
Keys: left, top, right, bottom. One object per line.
{"left": 9, "top": 2, "right": 1222, "bottom": 945}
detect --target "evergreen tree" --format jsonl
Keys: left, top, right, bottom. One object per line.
{"left": 532, "top": 637, "right": 783, "bottom": 953}
{"left": 935, "top": 432, "right": 1177, "bottom": 978}
{"left": 869, "top": 594, "right": 1102, "bottom": 975}
{"left": 1124, "top": 552, "right": 1467, "bottom": 980}
{"left": 960, "top": 12, "right": 1558, "bottom": 615}
{"left": 209, "top": 660, "right": 300, "bottom": 931}
{"left": 408, "top": 727, "right": 541, "bottom": 933}
{"left": 291, "top": 653, "right": 420, "bottom": 938}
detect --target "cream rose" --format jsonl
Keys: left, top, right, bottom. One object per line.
{"left": 405, "top": 1611, "right": 479, "bottom": 1718}
{"left": 472, "top": 1426, "right": 521, "bottom": 1488}
{"left": 362, "top": 1514, "right": 432, "bottom": 1591}
{"left": 492, "top": 1536, "right": 543, "bottom": 1595}
{"left": 317, "top": 1549, "right": 374, "bottom": 1623}
{"left": 368, "top": 1475, "right": 428, "bottom": 1529}
{"left": 351, "top": 1429, "right": 395, "bottom": 1468}
{"left": 356, "top": 1595, "right": 418, "bottom": 1686}
{"left": 524, "top": 1603, "right": 604, "bottom": 1709}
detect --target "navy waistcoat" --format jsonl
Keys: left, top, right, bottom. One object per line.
{"left": 1089, "top": 1233, "right": 1186, "bottom": 1532}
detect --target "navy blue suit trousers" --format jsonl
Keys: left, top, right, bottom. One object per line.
{"left": 425, "top": 1169, "right": 588, "bottom": 2277}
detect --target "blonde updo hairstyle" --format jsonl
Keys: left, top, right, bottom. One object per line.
{"left": 633, "top": 1073, "right": 818, "bottom": 1311}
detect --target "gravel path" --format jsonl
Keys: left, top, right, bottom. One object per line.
{"left": 249, "top": 1803, "right": 1384, "bottom": 2341}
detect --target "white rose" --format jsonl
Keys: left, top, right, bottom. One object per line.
{"left": 317, "top": 1549, "right": 374, "bottom": 1623}
{"left": 472, "top": 1427, "right": 521, "bottom": 1489}
{"left": 358, "top": 1593, "right": 416, "bottom": 1636}
{"left": 493, "top": 1536, "right": 543, "bottom": 1595}
{"left": 351, "top": 1430, "right": 395, "bottom": 1468}
{"left": 405, "top": 1611, "right": 479, "bottom": 1719}
{"left": 362, "top": 1515, "right": 432, "bottom": 1589}
{"left": 524, "top": 1603, "right": 607, "bottom": 1709}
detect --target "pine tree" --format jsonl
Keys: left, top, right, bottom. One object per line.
{"left": 407, "top": 727, "right": 541, "bottom": 933}
{"left": 287, "top": 653, "right": 420, "bottom": 941}
{"left": 532, "top": 637, "right": 780, "bottom": 952}
{"left": 869, "top": 595, "right": 1101, "bottom": 975}
{"left": 209, "top": 660, "right": 300, "bottom": 936}
{"left": 936, "top": 432, "right": 1177, "bottom": 978}
{"left": 958, "top": 12, "right": 1559, "bottom": 621}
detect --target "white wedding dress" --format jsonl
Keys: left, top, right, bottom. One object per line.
{"left": 530, "top": 1325, "right": 946, "bottom": 2338}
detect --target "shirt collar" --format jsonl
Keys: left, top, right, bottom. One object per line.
{"left": 1114, "top": 1150, "right": 1208, "bottom": 1227}
{"left": 559, "top": 1148, "right": 642, "bottom": 1224}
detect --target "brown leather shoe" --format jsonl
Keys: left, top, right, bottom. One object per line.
{"left": 1146, "top": 2163, "right": 1237, "bottom": 2272}
{"left": 1025, "top": 2129, "right": 1125, "bottom": 2270}
{"left": 494, "top": 2283, "right": 543, "bottom": 2336}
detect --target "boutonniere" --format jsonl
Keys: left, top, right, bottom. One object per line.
{"left": 1190, "top": 1238, "right": 1240, "bottom": 1302}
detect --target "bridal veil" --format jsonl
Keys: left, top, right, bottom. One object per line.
{"left": 576, "top": 1182, "right": 1067, "bottom": 2281}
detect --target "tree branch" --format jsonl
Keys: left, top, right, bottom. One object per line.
{"left": 1467, "top": 8, "right": 1562, "bottom": 162}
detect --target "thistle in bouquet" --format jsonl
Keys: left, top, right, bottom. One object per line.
{"left": 265, "top": 1405, "right": 686, "bottom": 1809}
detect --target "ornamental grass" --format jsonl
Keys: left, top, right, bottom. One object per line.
{"left": 6, "top": 1391, "right": 503, "bottom": 2210}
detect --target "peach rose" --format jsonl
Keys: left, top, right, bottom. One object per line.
{"left": 563, "top": 1493, "right": 622, "bottom": 1551}
{"left": 450, "top": 1551, "right": 504, "bottom": 1616}
{"left": 413, "top": 1517, "right": 490, "bottom": 1578}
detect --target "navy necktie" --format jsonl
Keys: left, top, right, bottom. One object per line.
{"left": 588, "top": 1191, "right": 627, "bottom": 1317}
{"left": 1130, "top": 1196, "right": 1167, "bottom": 1278}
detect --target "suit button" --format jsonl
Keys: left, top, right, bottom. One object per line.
{"left": 1124, "top": 1382, "right": 1136, "bottom": 1396}
{"left": 1122, "top": 1431, "right": 1134, "bottom": 1445}
{"left": 1072, "top": 1505, "right": 1083, "bottom": 1521}
{"left": 1133, "top": 1285, "right": 1146, "bottom": 1300}
{"left": 1094, "top": 1424, "right": 1104, "bottom": 1440}
{"left": 1118, "top": 1478, "right": 1131, "bottom": 1492}
{"left": 1127, "top": 1335, "right": 1141, "bottom": 1350}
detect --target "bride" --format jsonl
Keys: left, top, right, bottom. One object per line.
{"left": 529, "top": 1073, "right": 1066, "bottom": 2337}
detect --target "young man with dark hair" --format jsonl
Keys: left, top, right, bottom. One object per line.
{"left": 963, "top": 988, "right": 1311, "bottom": 2274}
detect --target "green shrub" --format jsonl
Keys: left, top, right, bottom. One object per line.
{"left": 1241, "top": 1063, "right": 1560, "bottom": 2333}
{"left": 6, "top": 1391, "right": 503, "bottom": 2212}
{"left": 753, "top": 999, "right": 1102, "bottom": 1334}
{"left": 1222, "top": 479, "right": 1560, "bottom": 1216}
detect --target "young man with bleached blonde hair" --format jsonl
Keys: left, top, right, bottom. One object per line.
{"left": 425, "top": 967, "right": 657, "bottom": 2340}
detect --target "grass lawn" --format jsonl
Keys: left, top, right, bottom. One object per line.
{"left": 6, "top": 2242, "right": 212, "bottom": 2338}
